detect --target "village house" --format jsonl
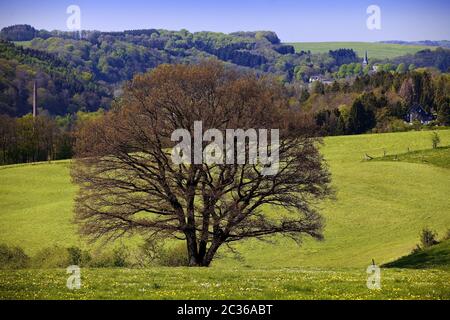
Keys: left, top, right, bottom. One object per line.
{"left": 405, "top": 104, "right": 435, "bottom": 124}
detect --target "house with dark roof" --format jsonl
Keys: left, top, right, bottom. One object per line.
{"left": 405, "top": 104, "right": 435, "bottom": 124}
{"left": 309, "top": 75, "right": 333, "bottom": 85}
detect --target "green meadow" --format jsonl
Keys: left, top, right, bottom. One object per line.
{"left": 288, "top": 42, "right": 435, "bottom": 59}
{"left": 0, "top": 129, "right": 449, "bottom": 299}
{"left": 1, "top": 268, "right": 449, "bottom": 300}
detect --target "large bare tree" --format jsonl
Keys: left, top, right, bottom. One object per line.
{"left": 72, "top": 61, "right": 332, "bottom": 266}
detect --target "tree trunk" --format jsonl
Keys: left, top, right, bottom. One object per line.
{"left": 184, "top": 228, "right": 199, "bottom": 266}
{"left": 201, "top": 240, "right": 222, "bottom": 267}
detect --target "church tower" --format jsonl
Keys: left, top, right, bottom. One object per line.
{"left": 362, "top": 50, "right": 369, "bottom": 68}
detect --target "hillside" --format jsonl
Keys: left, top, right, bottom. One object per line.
{"left": 383, "top": 240, "right": 450, "bottom": 269}
{"left": 2, "top": 25, "right": 450, "bottom": 118}
{"left": 289, "top": 42, "right": 436, "bottom": 60}
{"left": 1, "top": 130, "right": 449, "bottom": 268}
{"left": 0, "top": 40, "right": 112, "bottom": 115}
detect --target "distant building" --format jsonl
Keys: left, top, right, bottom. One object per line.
{"left": 362, "top": 50, "right": 369, "bottom": 68}
{"left": 405, "top": 104, "right": 435, "bottom": 124}
{"left": 309, "top": 75, "right": 322, "bottom": 83}
{"left": 309, "top": 75, "right": 333, "bottom": 85}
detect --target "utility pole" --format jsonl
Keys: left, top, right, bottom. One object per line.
{"left": 32, "top": 80, "right": 37, "bottom": 117}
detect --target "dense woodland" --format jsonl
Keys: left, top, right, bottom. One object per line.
{"left": 0, "top": 24, "right": 450, "bottom": 165}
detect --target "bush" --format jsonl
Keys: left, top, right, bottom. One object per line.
{"left": 87, "top": 251, "right": 115, "bottom": 268}
{"left": 67, "top": 246, "right": 91, "bottom": 266}
{"left": 31, "top": 246, "right": 71, "bottom": 268}
{"left": 374, "top": 118, "right": 410, "bottom": 133}
{"left": 420, "top": 228, "right": 439, "bottom": 249}
{"left": 87, "top": 247, "right": 130, "bottom": 268}
{"left": 158, "top": 243, "right": 189, "bottom": 267}
{"left": 112, "top": 245, "right": 130, "bottom": 267}
{"left": 0, "top": 244, "right": 30, "bottom": 269}
{"left": 135, "top": 238, "right": 162, "bottom": 267}
{"left": 0, "top": 242, "right": 188, "bottom": 269}
{"left": 136, "top": 239, "right": 188, "bottom": 267}
{"left": 431, "top": 131, "right": 441, "bottom": 149}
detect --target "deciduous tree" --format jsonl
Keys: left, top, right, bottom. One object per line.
{"left": 72, "top": 61, "right": 332, "bottom": 266}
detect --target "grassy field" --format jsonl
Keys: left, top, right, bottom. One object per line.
{"left": 373, "top": 146, "right": 450, "bottom": 169}
{"left": 1, "top": 130, "right": 450, "bottom": 266}
{"left": 1, "top": 268, "right": 449, "bottom": 300}
{"left": 1, "top": 130, "right": 449, "bottom": 299}
{"left": 288, "top": 42, "right": 435, "bottom": 59}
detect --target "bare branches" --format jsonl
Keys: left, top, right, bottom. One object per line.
{"left": 72, "top": 61, "right": 333, "bottom": 266}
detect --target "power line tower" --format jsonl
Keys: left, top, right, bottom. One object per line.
{"left": 32, "top": 80, "right": 37, "bottom": 117}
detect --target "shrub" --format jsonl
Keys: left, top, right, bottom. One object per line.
{"left": 375, "top": 118, "right": 410, "bottom": 133}
{"left": 158, "top": 243, "right": 189, "bottom": 267}
{"left": 0, "top": 244, "right": 30, "bottom": 269}
{"left": 32, "top": 246, "right": 70, "bottom": 268}
{"left": 420, "top": 228, "right": 439, "bottom": 249}
{"left": 88, "top": 251, "right": 115, "bottom": 268}
{"left": 67, "top": 246, "right": 91, "bottom": 266}
{"left": 431, "top": 131, "right": 440, "bottom": 149}
{"left": 136, "top": 239, "right": 188, "bottom": 267}
{"left": 112, "top": 245, "right": 130, "bottom": 267}
{"left": 135, "top": 238, "right": 162, "bottom": 267}
{"left": 410, "top": 244, "right": 422, "bottom": 254}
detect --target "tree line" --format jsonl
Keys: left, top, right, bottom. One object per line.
{"left": 300, "top": 70, "right": 450, "bottom": 135}
{"left": 0, "top": 110, "right": 105, "bottom": 165}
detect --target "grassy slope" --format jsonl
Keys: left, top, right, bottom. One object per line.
{"left": 288, "top": 42, "right": 435, "bottom": 59}
{"left": 383, "top": 240, "right": 450, "bottom": 269}
{"left": 0, "top": 130, "right": 450, "bottom": 269}
{"left": 373, "top": 146, "right": 450, "bottom": 169}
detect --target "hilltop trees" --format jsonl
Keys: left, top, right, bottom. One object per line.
{"left": 2, "top": 25, "right": 450, "bottom": 138}
{"left": 72, "top": 61, "right": 332, "bottom": 267}
{"left": 0, "top": 41, "right": 112, "bottom": 116}
{"left": 347, "top": 99, "right": 375, "bottom": 134}
{"left": 0, "top": 114, "right": 73, "bottom": 164}
{"left": 437, "top": 102, "right": 450, "bottom": 125}
{"left": 0, "top": 24, "right": 37, "bottom": 41}
{"left": 328, "top": 49, "right": 359, "bottom": 66}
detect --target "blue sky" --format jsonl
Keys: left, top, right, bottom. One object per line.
{"left": 0, "top": 0, "right": 449, "bottom": 42}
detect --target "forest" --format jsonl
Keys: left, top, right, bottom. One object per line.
{"left": 0, "top": 24, "right": 450, "bottom": 165}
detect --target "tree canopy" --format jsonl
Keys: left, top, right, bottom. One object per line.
{"left": 72, "top": 61, "right": 332, "bottom": 266}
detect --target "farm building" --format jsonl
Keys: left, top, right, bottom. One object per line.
{"left": 405, "top": 104, "right": 435, "bottom": 124}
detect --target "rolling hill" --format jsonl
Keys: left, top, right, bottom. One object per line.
{"left": 1, "top": 129, "right": 449, "bottom": 269}
{"left": 383, "top": 239, "right": 450, "bottom": 269}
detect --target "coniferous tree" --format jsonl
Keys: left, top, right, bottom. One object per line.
{"left": 437, "top": 102, "right": 450, "bottom": 125}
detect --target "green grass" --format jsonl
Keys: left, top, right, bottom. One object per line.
{"left": 373, "top": 146, "right": 450, "bottom": 169}
{"left": 383, "top": 240, "right": 450, "bottom": 269}
{"left": 287, "top": 42, "right": 436, "bottom": 60}
{"left": 12, "top": 41, "right": 33, "bottom": 47}
{"left": 0, "top": 268, "right": 448, "bottom": 299}
{"left": 1, "top": 130, "right": 450, "bottom": 267}
{"left": 1, "top": 130, "right": 450, "bottom": 299}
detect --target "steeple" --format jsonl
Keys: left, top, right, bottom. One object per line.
{"left": 363, "top": 50, "right": 369, "bottom": 66}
